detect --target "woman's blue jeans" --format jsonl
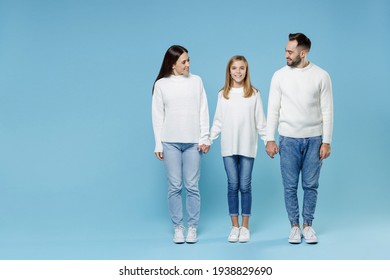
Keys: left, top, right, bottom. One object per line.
{"left": 279, "top": 136, "right": 323, "bottom": 226}
{"left": 162, "top": 142, "right": 202, "bottom": 228}
{"left": 223, "top": 155, "right": 254, "bottom": 217}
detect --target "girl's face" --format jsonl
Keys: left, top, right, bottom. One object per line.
{"left": 230, "top": 60, "right": 246, "bottom": 87}
{"left": 172, "top": 52, "right": 190, "bottom": 76}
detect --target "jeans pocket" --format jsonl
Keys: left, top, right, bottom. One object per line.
{"left": 279, "top": 135, "right": 286, "bottom": 148}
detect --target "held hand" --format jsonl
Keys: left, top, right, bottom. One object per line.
{"left": 266, "top": 141, "right": 279, "bottom": 159}
{"left": 198, "top": 144, "right": 210, "bottom": 154}
{"left": 319, "top": 143, "right": 331, "bottom": 160}
{"left": 155, "top": 152, "right": 164, "bottom": 160}
{"left": 202, "top": 145, "right": 210, "bottom": 154}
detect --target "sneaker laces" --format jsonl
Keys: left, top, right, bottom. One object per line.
{"left": 174, "top": 226, "right": 184, "bottom": 235}
{"left": 240, "top": 227, "right": 249, "bottom": 237}
{"left": 289, "top": 227, "right": 300, "bottom": 239}
{"left": 229, "top": 227, "right": 239, "bottom": 237}
{"left": 303, "top": 227, "right": 316, "bottom": 238}
{"left": 187, "top": 227, "right": 196, "bottom": 237}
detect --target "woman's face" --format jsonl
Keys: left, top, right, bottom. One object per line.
{"left": 230, "top": 60, "right": 246, "bottom": 87}
{"left": 172, "top": 52, "right": 190, "bottom": 76}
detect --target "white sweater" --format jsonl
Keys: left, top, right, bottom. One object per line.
{"left": 266, "top": 63, "right": 333, "bottom": 144}
{"left": 210, "top": 87, "right": 267, "bottom": 158}
{"left": 152, "top": 74, "right": 210, "bottom": 152}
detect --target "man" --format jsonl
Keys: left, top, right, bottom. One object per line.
{"left": 266, "top": 33, "right": 333, "bottom": 244}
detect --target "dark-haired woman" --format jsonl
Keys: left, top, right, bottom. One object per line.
{"left": 152, "top": 45, "right": 210, "bottom": 244}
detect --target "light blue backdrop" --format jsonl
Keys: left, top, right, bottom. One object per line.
{"left": 0, "top": 0, "right": 389, "bottom": 259}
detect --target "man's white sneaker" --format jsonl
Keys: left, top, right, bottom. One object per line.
{"left": 228, "top": 227, "right": 240, "bottom": 242}
{"left": 173, "top": 226, "right": 185, "bottom": 244}
{"left": 288, "top": 226, "right": 302, "bottom": 244}
{"left": 239, "top": 227, "right": 250, "bottom": 243}
{"left": 302, "top": 226, "right": 318, "bottom": 244}
{"left": 186, "top": 226, "right": 198, "bottom": 243}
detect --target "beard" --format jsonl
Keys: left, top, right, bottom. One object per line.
{"left": 287, "top": 56, "right": 302, "bottom": 68}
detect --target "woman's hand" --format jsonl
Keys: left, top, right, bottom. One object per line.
{"left": 155, "top": 152, "right": 164, "bottom": 160}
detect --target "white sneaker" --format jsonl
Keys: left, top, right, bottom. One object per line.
{"left": 239, "top": 227, "right": 250, "bottom": 243}
{"left": 302, "top": 226, "right": 318, "bottom": 244}
{"left": 186, "top": 226, "right": 198, "bottom": 243}
{"left": 173, "top": 226, "right": 185, "bottom": 244}
{"left": 288, "top": 226, "right": 302, "bottom": 244}
{"left": 228, "top": 227, "right": 240, "bottom": 242}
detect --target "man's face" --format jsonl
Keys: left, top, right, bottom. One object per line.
{"left": 285, "top": 40, "right": 302, "bottom": 67}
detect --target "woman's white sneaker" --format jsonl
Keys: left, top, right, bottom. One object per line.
{"left": 173, "top": 226, "right": 185, "bottom": 244}
{"left": 186, "top": 226, "right": 198, "bottom": 243}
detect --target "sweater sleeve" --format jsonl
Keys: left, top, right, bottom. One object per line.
{"left": 152, "top": 83, "right": 164, "bottom": 152}
{"left": 209, "top": 92, "right": 223, "bottom": 144}
{"left": 266, "top": 73, "right": 281, "bottom": 142}
{"left": 198, "top": 79, "right": 210, "bottom": 146}
{"left": 255, "top": 91, "right": 267, "bottom": 145}
{"left": 320, "top": 72, "right": 333, "bottom": 144}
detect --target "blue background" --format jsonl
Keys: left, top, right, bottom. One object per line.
{"left": 0, "top": 0, "right": 389, "bottom": 259}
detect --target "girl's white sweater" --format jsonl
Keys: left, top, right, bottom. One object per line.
{"left": 210, "top": 87, "right": 267, "bottom": 158}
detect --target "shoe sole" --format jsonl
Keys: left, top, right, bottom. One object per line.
{"left": 228, "top": 239, "right": 238, "bottom": 243}
{"left": 239, "top": 239, "right": 249, "bottom": 243}
{"left": 304, "top": 239, "right": 318, "bottom": 244}
{"left": 173, "top": 238, "right": 185, "bottom": 244}
{"left": 288, "top": 239, "right": 302, "bottom": 244}
{"left": 186, "top": 239, "right": 198, "bottom": 243}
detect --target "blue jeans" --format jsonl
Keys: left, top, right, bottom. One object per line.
{"left": 223, "top": 155, "right": 254, "bottom": 216}
{"left": 279, "top": 136, "right": 323, "bottom": 226}
{"left": 162, "top": 142, "right": 202, "bottom": 228}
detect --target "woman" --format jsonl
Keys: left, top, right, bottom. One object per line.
{"left": 152, "top": 45, "right": 210, "bottom": 244}
{"left": 210, "top": 55, "right": 266, "bottom": 242}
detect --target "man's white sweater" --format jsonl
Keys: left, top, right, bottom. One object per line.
{"left": 152, "top": 74, "right": 210, "bottom": 152}
{"left": 266, "top": 63, "right": 333, "bottom": 144}
{"left": 210, "top": 88, "right": 267, "bottom": 158}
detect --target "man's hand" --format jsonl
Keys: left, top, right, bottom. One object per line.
{"left": 320, "top": 143, "right": 331, "bottom": 160}
{"left": 266, "top": 141, "right": 279, "bottom": 159}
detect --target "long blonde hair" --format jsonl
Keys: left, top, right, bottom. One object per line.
{"left": 221, "top": 55, "right": 257, "bottom": 99}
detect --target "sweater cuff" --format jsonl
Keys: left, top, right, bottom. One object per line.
{"left": 199, "top": 138, "right": 211, "bottom": 146}
{"left": 154, "top": 142, "right": 163, "bottom": 153}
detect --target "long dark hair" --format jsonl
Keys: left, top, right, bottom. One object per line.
{"left": 152, "top": 45, "right": 188, "bottom": 94}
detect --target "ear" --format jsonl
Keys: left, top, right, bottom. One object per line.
{"left": 300, "top": 48, "right": 308, "bottom": 57}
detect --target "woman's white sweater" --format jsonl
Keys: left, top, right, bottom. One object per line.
{"left": 152, "top": 74, "right": 210, "bottom": 152}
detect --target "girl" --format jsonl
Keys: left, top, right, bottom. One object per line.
{"left": 210, "top": 55, "right": 266, "bottom": 242}
{"left": 152, "top": 45, "right": 210, "bottom": 244}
